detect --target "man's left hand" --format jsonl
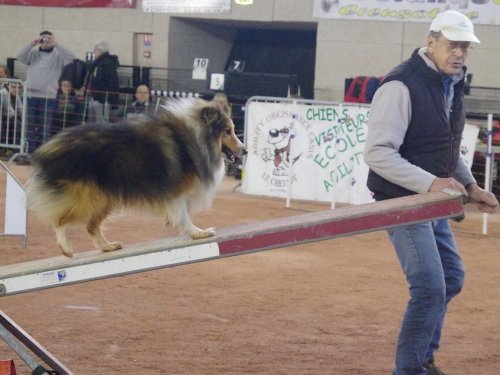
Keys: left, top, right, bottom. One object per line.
{"left": 467, "top": 183, "right": 499, "bottom": 213}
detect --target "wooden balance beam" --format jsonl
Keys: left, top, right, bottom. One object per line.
{"left": 0, "top": 190, "right": 465, "bottom": 297}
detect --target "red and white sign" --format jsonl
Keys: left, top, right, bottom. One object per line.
{"left": 0, "top": 0, "right": 135, "bottom": 8}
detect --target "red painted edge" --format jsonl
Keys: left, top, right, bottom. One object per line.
{"left": 218, "top": 200, "right": 463, "bottom": 255}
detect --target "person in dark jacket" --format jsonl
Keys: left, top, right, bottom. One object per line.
{"left": 125, "top": 84, "right": 154, "bottom": 120}
{"left": 111, "top": 84, "right": 155, "bottom": 122}
{"left": 83, "top": 40, "right": 119, "bottom": 123}
{"left": 364, "top": 11, "right": 498, "bottom": 375}
{"left": 51, "top": 79, "right": 84, "bottom": 135}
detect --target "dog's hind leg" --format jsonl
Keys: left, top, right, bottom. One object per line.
{"left": 166, "top": 199, "right": 215, "bottom": 240}
{"left": 55, "top": 225, "right": 74, "bottom": 258}
{"left": 87, "top": 208, "right": 122, "bottom": 252}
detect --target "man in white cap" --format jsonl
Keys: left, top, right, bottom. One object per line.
{"left": 364, "top": 10, "right": 498, "bottom": 375}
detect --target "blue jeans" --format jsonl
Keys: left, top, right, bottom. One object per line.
{"left": 388, "top": 219, "right": 464, "bottom": 375}
{"left": 27, "top": 97, "right": 57, "bottom": 153}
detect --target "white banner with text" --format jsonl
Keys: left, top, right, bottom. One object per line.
{"left": 313, "top": 0, "right": 500, "bottom": 25}
{"left": 143, "top": 0, "right": 230, "bottom": 13}
{"left": 242, "top": 101, "right": 373, "bottom": 205}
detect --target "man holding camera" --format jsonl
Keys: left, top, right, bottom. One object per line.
{"left": 16, "top": 30, "right": 76, "bottom": 153}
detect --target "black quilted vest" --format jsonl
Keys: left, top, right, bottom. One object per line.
{"left": 367, "top": 48, "right": 466, "bottom": 201}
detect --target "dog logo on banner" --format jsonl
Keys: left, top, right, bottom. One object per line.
{"left": 250, "top": 107, "right": 316, "bottom": 193}
{"left": 262, "top": 115, "right": 303, "bottom": 176}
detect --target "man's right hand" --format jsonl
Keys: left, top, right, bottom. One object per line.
{"left": 429, "top": 177, "right": 468, "bottom": 196}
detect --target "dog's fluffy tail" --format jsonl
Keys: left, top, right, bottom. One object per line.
{"left": 27, "top": 173, "right": 112, "bottom": 228}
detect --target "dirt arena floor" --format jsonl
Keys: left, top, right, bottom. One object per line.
{"left": 1, "top": 164, "right": 500, "bottom": 375}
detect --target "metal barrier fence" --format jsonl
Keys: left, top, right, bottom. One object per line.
{"left": 0, "top": 78, "right": 27, "bottom": 154}
{"left": 8, "top": 58, "right": 208, "bottom": 99}
{"left": 8, "top": 59, "right": 140, "bottom": 94}
{"left": 8, "top": 57, "right": 301, "bottom": 102}
{"left": 0, "top": 82, "right": 209, "bottom": 155}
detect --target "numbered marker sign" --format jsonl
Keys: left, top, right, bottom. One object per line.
{"left": 228, "top": 60, "right": 245, "bottom": 73}
{"left": 210, "top": 73, "right": 225, "bottom": 90}
{"left": 193, "top": 58, "right": 209, "bottom": 80}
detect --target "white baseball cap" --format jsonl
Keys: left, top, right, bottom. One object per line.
{"left": 430, "top": 10, "right": 480, "bottom": 44}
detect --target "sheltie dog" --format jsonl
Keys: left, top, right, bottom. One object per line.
{"left": 27, "top": 98, "right": 247, "bottom": 257}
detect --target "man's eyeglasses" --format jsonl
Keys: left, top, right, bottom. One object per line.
{"left": 442, "top": 40, "right": 473, "bottom": 54}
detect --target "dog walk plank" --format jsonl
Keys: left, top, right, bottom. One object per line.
{"left": 0, "top": 191, "right": 464, "bottom": 297}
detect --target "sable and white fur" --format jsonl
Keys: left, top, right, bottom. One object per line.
{"left": 27, "top": 98, "right": 246, "bottom": 257}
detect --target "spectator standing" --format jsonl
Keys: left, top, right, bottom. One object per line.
{"left": 83, "top": 41, "right": 119, "bottom": 123}
{"left": 16, "top": 31, "right": 76, "bottom": 153}
{"left": 364, "top": 11, "right": 498, "bottom": 375}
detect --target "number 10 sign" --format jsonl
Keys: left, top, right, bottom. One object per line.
{"left": 193, "top": 58, "right": 209, "bottom": 80}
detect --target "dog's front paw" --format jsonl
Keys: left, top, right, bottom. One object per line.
{"left": 102, "top": 242, "right": 123, "bottom": 252}
{"left": 60, "top": 247, "right": 74, "bottom": 258}
{"left": 191, "top": 227, "right": 215, "bottom": 240}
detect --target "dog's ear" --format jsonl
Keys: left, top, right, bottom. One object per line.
{"left": 201, "top": 106, "right": 220, "bottom": 124}
{"left": 202, "top": 106, "right": 227, "bottom": 136}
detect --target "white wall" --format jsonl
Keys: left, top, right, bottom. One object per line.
{"left": 1, "top": 0, "right": 499, "bottom": 101}
{"left": 168, "top": 18, "right": 236, "bottom": 71}
{"left": 315, "top": 17, "right": 500, "bottom": 101}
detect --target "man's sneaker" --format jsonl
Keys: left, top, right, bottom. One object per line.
{"left": 424, "top": 357, "right": 448, "bottom": 375}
